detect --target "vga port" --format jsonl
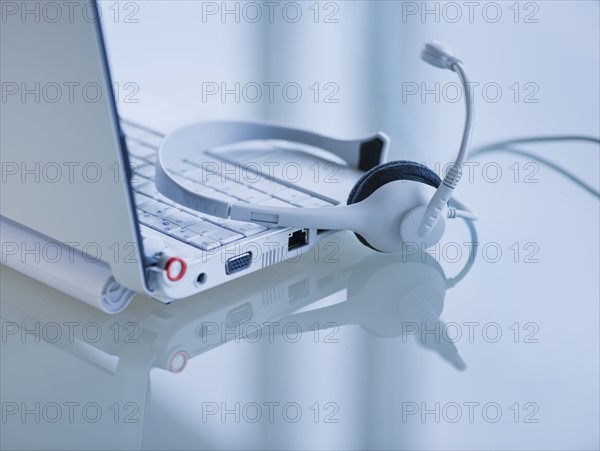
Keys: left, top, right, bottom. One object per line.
{"left": 225, "top": 303, "right": 254, "bottom": 329}
{"left": 226, "top": 252, "right": 252, "bottom": 275}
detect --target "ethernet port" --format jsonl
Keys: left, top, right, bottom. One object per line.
{"left": 288, "top": 229, "right": 308, "bottom": 251}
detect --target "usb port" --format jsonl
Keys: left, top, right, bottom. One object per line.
{"left": 288, "top": 229, "right": 308, "bottom": 251}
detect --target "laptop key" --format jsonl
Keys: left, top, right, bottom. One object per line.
{"left": 179, "top": 206, "right": 203, "bottom": 217}
{"left": 134, "top": 193, "right": 154, "bottom": 207}
{"left": 164, "top": 210, "right": 202, "bottom": 228}
{"left": 128, "top": 142, "right": 156, "bottom": 160}
{"left": 216, "top": 180, "right": 247, "bottom": 195}
{"left": 204, "top": 177, "right": 246, "bottom": 194}
{"left": 203, "top": 215, "right": 228, "bottom": 226}
{"left": 138, "top": 211, "right": 159, "bottom": 227}
{"left": 121, "top": 123, "right": 146, "bottom": 140}
{"left": 184, "top": 156, "right": 223, "bottom": 174}
{"left": 154, "top": 192, "right": 177, "bottom": 206}
{"left": 129, "top": 156, "right": 148, "bottom": 168}
{"left": 181, "top": 168, "right": 210, "bottom": 184}
{"left": 216, "top": 161, "right": 245, "bottom": 181}
{"left": 137, "top": 184, "right": 175, "bottom": 206}
{"left": 188, "top": 220, "right": 224, "bottom": 236}
{"left": 244, "top": 178, "right": 287, "bottom": 194}
{"left": 130, "top": 177, "right": 148, "bottom": 190}
{"left": 138, "top": 213, "right": 176, "bottom": 234}
{"left": 167, "top": 227, "right": 200, "bottom": 243}
{"left": 223, "top": 221, "right": 267, "bottom": 237}
{"left": 200, "top": 171, "right": 225, "bottom": 183}
{"left": 142, "top": 201, "right": 177, "bottom": 217}
{"left": 137, "top": 133, "right": 163, "bottom": 149}
{"left": 136, "top": 182, "right": 159, "bottom": 197}
{"left": 152, "top": 219, "right": 178, "bottom": 234}
{"left": 188, "top": 236, "right": 220, "bottom": 251}
{"left": 204, "top": 228, "right": 244, "bottom": 245}
{"left": 233, "top": 189, "right": 271, "bottom": 204}
{"left": 136, "top": 165, "right": 156, "bottom": 180}
{"left": 273, "top": 188, "right": 310, "bottom": 203}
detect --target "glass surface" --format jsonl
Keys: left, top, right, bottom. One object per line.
{"left": 2, "top": 214, "right": 598, "bottom": 449}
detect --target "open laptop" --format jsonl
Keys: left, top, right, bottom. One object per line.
{"left": 0, "top": 1, "right": 380, "bottom": 307}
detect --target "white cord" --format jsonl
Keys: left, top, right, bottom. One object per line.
{"left": 417, "top": 42, "right": 476, "bottom": 235}
{"left": 447, "top": 198, "right": 478, "bottom": 221}
{"left": 448, "top": 208, "right": 479, "bottom": 221}
{"left": 470, "top": 136, "right": 600, "bottom": 198}
{"left": 452, "top": 62, "right": 474, "bottom": 171}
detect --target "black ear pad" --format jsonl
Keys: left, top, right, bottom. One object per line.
{"left": 347, "top": 161, "right": 442, "bottom": 251}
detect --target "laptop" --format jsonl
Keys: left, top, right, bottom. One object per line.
{"left": 0, "top": 1, "right": 378, "bottom": 308}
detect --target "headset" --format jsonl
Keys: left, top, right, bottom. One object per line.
{"left": 156, "top": 41, "right": 477, "bottom": 252}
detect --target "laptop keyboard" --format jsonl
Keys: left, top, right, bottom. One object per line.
{"left": 122, "top": 121, "right": 335, "bottom": 252}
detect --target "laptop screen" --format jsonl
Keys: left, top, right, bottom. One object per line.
{"left": 0, "top": 1, "right": 147, "bottom": 292}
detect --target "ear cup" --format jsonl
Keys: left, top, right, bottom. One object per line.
{"left": 347, "top": 161, "right": 441, "bottom": 250}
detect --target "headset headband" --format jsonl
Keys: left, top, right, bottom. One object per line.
{"left": 155, "top": 120, "right": 390, "bottom": 221}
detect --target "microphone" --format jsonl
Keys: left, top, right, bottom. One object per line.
{"left": 414, "top": 42, "right": 474, "bottom": 239}
{"left": 421, "top": 41, "right": 461, "bottom": 69}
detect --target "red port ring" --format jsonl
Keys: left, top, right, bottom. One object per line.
{"left": 169, "top": 350, "right": 189, "bottom": 373}
{"left": 165, "top": 256, "right": 187, "bottom": 282}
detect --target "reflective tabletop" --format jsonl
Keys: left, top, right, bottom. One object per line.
{"left": 2, "top": 203, "right": 599, "bottom": 449}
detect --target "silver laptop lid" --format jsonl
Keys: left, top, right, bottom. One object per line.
{"left": 0, "top": 1, "right": 147, "bottom": 292}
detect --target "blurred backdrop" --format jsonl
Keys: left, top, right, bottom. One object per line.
{"left": 96, "top": 2, "right": 599, "bottom": 448}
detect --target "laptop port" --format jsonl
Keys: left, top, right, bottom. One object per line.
{"left": 225, "top": 252, "right": 252, "bottom": 275}
{"left": 288, "top": 229, "right": 308, "bottom": 251}
{"left": 225, "top": 303, "right": 254, "bottom": 329}
{"left": 196, "top": 272, "right": 207, "bottom": 285}
{"left": 289, "top": 278, "right": 309, "bottom": 302}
